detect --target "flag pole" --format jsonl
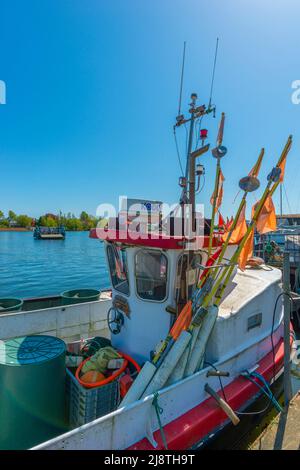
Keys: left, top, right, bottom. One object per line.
{"left": 200, "top": 148, "right": 264, "bottom": 288}
{"left": 151, "top": 136, "right": 292, "bottom": 366}
{"left": 208, "top": 163, "right": 221, "bottom": 257}
{"left": 202, "top": 135, "right": 292, "bottom": 308}
{"left": 208, "top": 112, "right": 226, "bottom": 256}
{"left": 212, "top": 148, "right": 264, "bottom": 277}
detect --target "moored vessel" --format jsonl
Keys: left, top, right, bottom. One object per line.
{"left": 0, "top": 79, "right": 294, "bottom": 450}
{"left": 33, "top": 225, "right": 66, "bottom": 240}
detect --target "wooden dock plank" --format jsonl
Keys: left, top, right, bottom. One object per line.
{"left": 251, "top": 392, "right": 300, "bottom": 450}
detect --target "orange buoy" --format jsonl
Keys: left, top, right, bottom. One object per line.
{"left": 76, "top": 352, "right": 141, "bottom": 389}
{"left": 80, "top": 370, "right": 106, "bottom": 384}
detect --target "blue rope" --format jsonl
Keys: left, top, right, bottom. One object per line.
{"left": 152, "top": 392, "right": 168, "bottom": 450}
{"left": 243, "top": 370, "right": 283, "bottom": 413}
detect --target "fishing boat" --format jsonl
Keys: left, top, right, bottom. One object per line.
{"left": 253, "top": 222, "right": 300, "bottom": 330}
{"left": 277, "top": 214, "right": 300, "bottom": 229}
{"left": 254, "top": 211, "right": 300, "bottom": 293}
{"left": 0, "top": 82, "right": 294, "bottom": 450}
{"left": 33, "top": 225, "right": 66, "bottom": 240}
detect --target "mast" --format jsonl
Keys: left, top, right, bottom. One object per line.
{"left": 187, "top": 94, "right": 197, "bottom": 230}
{"left": 176, "top": 93, "right": 214, "bottom": 235}
{"left": 179, "top": 94, "right": 197, "bottom": 204}
{"left": 174, "top": 40, "right": 219, "bottom": 236}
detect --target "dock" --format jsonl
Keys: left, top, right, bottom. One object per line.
{"left": 38, "top": 233, "right": 65, "bottom": 239}
{"left": 33, "top": 226, "right": 66, "bottom": 240}
{"left": 250, "top": 391, "right": 300, "bottom": 450}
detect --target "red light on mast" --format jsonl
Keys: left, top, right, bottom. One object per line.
{"left": 200, "top": 129, "right": 208, "bottom": 140}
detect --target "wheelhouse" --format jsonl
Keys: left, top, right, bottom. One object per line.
{"left": 90, "top": 223, "right": 232, "bottom": 363}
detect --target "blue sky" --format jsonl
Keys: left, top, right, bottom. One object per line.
{"left": 0, "top": 0, "right": 299, "bottom": 219}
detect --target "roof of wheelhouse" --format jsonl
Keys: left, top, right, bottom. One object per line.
{"left": 89, "top": 227, "right": 223, "bottom": 250}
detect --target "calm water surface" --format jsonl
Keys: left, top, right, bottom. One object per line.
{"left": 0, "top": 231, "right": 110, "bottom": 298}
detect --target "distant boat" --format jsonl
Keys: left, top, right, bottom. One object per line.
{"left": 254, "top": 214, "right": 300, "bottom": 274}
{"left": 277, "top": 213, "right": 300, "bottom": 230}
{"left": 33, "top": 226, "right": 65, "bottom": 240}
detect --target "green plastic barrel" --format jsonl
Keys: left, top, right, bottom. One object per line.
{"left": 0, "top": 335, "right": 66, "bottom": 449}
{"left": 0, "top": 298, "right": 23, "bottom": 313}
{"left": 61, "top": 288, "right": 100, "bottom": 305}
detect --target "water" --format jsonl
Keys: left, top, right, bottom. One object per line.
{"left": 0, "top": 231, "right": 110, "bottom": 299}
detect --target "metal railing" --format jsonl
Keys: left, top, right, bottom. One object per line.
{"left": 254, "top": 230, "right": 300, "bottom": 267}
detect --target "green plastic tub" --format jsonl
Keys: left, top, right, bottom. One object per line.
{"left": 61, "top": 288, "right": 100, "bottom": 305}
{"left": 0, "top": 298, "right": 23, "bottom": 314}
{"left": 0, "top": 335, "right": 66, "bottom": 449}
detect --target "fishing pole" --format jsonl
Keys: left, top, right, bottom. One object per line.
{"left": 200, "top": 148, "right": 264, "bottom": 288}
{"left": 153, "top": 146, "right": 268, "bottom": 365}
{"left": 125, "top": 138, "right": 291, "bottom": 405}
{"left": 202, "top": 135, "right": 292, "bottom": 309}
{"left": 152, "top": 276, "right": 214, "bottom": 367}
{"left": 207, "top": 112, "right": 226, "bottom": 257}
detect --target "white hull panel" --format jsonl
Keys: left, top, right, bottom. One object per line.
{"left": 33, "top": 321, "right": 283, "bottom": 450}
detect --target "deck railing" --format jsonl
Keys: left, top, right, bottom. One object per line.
{"left": 254, "top": 231, "right": 300, "bottom": 268}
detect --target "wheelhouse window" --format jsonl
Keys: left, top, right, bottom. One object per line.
{"left": 175, "top": 253, "right": 202, "bottom": 310}
{"left": 107, "top": 244, "right": 129, "bottom": 295}
{"left": 135, "top": 250, "right": 168, "bottom": 301}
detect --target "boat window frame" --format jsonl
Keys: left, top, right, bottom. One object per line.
{"left": 134, "top": 248, "right": 169, "bottom": 303}
{"left": 175, "top": 251, "right": 203, "bottom": 303}
{"left": 106, "top": 243, "right": 130, "bottom": 297}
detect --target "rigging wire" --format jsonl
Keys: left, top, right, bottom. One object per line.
{"left": 283, "top": 183, "right": 292, "bottom": 214}
{"left": 196, "top": 174, "right": 205, "bottom": 193}
{"left": 232, "top": 189, "right": 241, "bottom": 205}
{"left": 184, "top": 122, "right": 189, "bottom": 154}
{"left": 208, "top": 38, "right": 219, "bottom": 108}
{"left": 296, "top": 182, "right": 300, "bottom": 213}
{"left": 173, "top": 41, "right": 187, "bottom": 178}
{"left": 173, "top": 128, "right": 184, "bottom": 176}
{"left": 178, "top": 41, "right": 186, "bottom": 117}
{"left": 199, "top": 174, "right": 206, "bottom": 192}
{"left": 194, "top": 116, "right": 203, "bottom": 150}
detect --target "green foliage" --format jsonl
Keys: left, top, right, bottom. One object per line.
{"left": 59, "top": 211, "right": 99, "bottom": 231}
{"left": 16, "top": 214, "right": 33, "bottom": 228}
{"left": 0, "top": 219, "right": 9, "bottom": 227}
{"left": 8, "top": 210, "right": 17, "bottom": 221}
{"left": 80, "top": 211, "right": 89, "bottom": 222}
{"left": 65, "top": 218, "right": 83, "bottom": 231}
{"left": 0, "top": 210, "right": 100, "bottom": 231}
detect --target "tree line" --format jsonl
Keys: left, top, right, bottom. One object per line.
{"left": 0, "top": 210, "right": 101, "bottom": 231}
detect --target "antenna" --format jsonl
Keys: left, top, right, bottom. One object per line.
{"left": 177, "top": 41, "right": 186, "bottom": 118}
{"left": 208, "top": 38, "right": 219, "bottom": 109}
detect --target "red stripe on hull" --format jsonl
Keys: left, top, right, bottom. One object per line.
{"left": 128, "top": 333, "right": 289, "bottom": 450}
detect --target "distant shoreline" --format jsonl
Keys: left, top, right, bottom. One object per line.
{"left": 0, "top": 227, "right": 31, "bottom": 232}
{"left": 0, "top": 227, "right": 90, "bottom": 232}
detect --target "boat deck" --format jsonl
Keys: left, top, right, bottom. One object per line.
{"left": 250, "top": 391, "right": 300, "bottom": 450}
{"left": 219, "top": 266, "right": 281, "bottom": 317}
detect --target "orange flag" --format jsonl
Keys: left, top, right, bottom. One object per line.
{"left": 218, "top": 212, "right": 225, "bottom": 228}
{"left": 210, "top": 170, "right": 225, "bottom": 213}
{"left": 278, "top": 156, "right": 287, "bottom": 182}
{"left": 225, "top": 216, "right": 234, "bottom": 230}
{"left": 170, "top": 301, "right": 192, "bottom": 340}
{"left": 222, "top": 204, "right": 247, "bottom": 244}
{"left": 239, "top": 195, "right": 276, "bottom": 270}
{"left": 217, "top": 112, "right": 225, "bottom": 146}
{"left": 253, "top": 195, "right": 277, "bottom": 234}
{"left": 249, "top": 150, "right": 264, "bottom": 178}
{"left": 239, "top": 230, "right": 254, "bottom": 270}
